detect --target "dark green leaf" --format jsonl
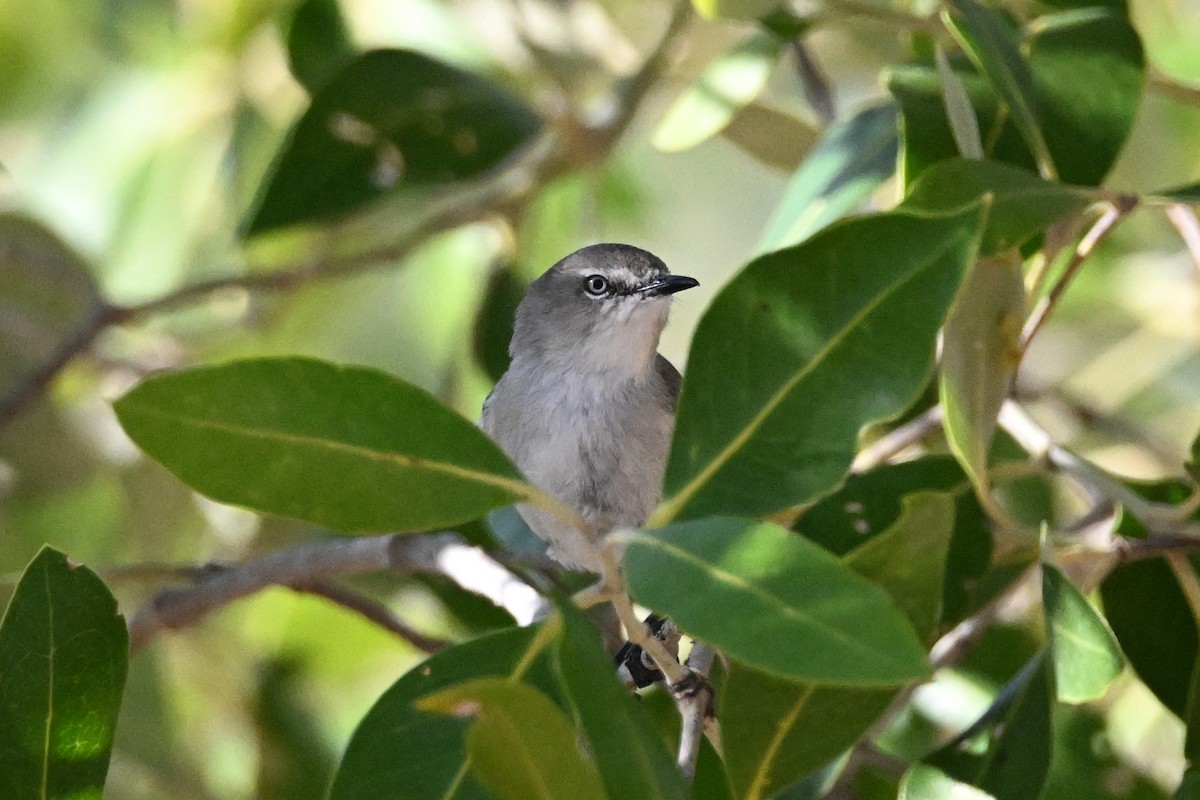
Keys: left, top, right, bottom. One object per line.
{"left": 554, "top": 601, "right": 689, "bottom": 800}
{"left": 0, "top": 213, "right": 104, "bottom": 403}
{"left": 286, "top": 0, "right": 356, "bottom": 93}
{"left": 901, "top": 765, "right": 997, "bottom": 799}
{"left": 943, "top": 0, "right": 1056, "bottom": 178}
{"left": 657, "top": 204, "right": 985, "bottom": 523}
{"left": 246, "top": 50, "right": 541, "bottom": 234}
{"left": 252, "top": 658, "right": 336, "bottom": 800}
{"left": 417, "top": 678, "right": 606, "bottom": 800}
{"left": 624, "top": 517, "right": 930, "bottom": 685}
{"left": 1175, "top": 770, "right": 1200, "bottom": 800}
{"left": 330, "top": 625, "right": 558, "bottom": 800}
{"left": 901, "top": 158, "right": 1089, "bottom": 253}
{"left": 653, "top": 33, "right": 784, "bottom": 153}
{"left": 473, "top": 265, "right": 525, "bottom": 382}
{"left": 1101, "top": 557, "right": 1197, "bottom": 717}
{"left": 758, "top": 103, "right": 898, "bottom": 251}
{"left": 1183, "top": 655, "right": 1200, "bottom": 762}
{"left": 694, "top": 736, "right": 736, "bottom": 800}
{"left": 1042, "top": 563, "right": 1124, "bottom": 703}
{"left": 1188, "top": 428, "right": 1199, "bottom": 485}
{"left": 114, "top": 357, "right": 533, "bottom": 532}
{"left": 0, "top": 546, "right": 128, "bottom": 800}
{"left": 1159, "top": 182, "right": 1200, "bottom": 204}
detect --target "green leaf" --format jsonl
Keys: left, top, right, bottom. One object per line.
{"left": 719, "top": 102, "right": 818, "bottom": 172}
{"left": 1175, "top": 770, "right": 1200, "bottom": 800}
{"left": 473, "top": 265, "right": 525, "bottom": 382}
{"left": 114, "top": 357, "right": 532, "bottom": 532}
{"left": 690, "top": 0, "right": 784, "bottom": 21}
{"left": 1100, "top": 557, "right": 1196, "bottom": 717}
{"left": 1042, "top": 564, "right": 1124, "bottom": 703}
{"left": 246, "top": 49, "right": 541, "bottom": 235}
{"left": 1188, "top": 428, "right": 1199, "bottom": 483}
{"left": 1160, "top": 182, "right": 1200, "bottom": 204}
{"left": 901, "top": 158, "right": 1088, "bottom": 254}
{"left": 943, "top": 0, "right": 1056, "bottom": 179}
{"left": 0, "top": 546, "right": 128, "bottom": 800}
{"left": 417, "top": 678, "right": 606, "bottom": 800}
{"left": 286, "top": 0, "right": 356, "bottom": 93}
{"left": 624, "top": 517, "right": 930, "bottom": 685}
{"left": 721, "top": 493, "right": 954, "bottom": 799}
{"left": 0, "top": 213, "right": 104, "bottom": 404}
{"left": 901, "top": 765, "right": 997, "bottom": 799}
{"left": 1028, "top": 9, "right": 1144, "bottom": 187}
{"left": 1183, "top": 654, "right": 1200, "bottom": 763}
{"left": 936, "top": 44, "right": 984, "bottom": 160}
{"left": 657, "top": 204, "right": 986, "bottom": 523}
{"left": 653, "top": 33, "right": 784, "bottom": 153}
{"left": 757, "top": 103, "right": 898, "bottom": 252}
{"left": 330, "top": 625, "right": 558, "bottom": 800}
{"left": 554, "top": 601, "right": 689, "bottom": 800}
{"left": 939, "top": 248, "right": 1024, "bottom": 504}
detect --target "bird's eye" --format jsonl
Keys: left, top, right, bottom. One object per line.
{"left": 584, "top": 274, "right": 609, "bottom": 297}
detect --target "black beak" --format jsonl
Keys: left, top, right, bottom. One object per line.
{"left": 637, "top": 274, "right": 700, "bottom": 297}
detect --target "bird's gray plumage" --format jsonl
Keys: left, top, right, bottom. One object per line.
{"left": 480, "top": 243, "right": 697, "bottom": 571}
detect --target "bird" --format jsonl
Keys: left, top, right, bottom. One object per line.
{"left": 480, "top": 243, "right": 699, "bottom": 574}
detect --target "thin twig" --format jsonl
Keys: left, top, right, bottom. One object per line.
{"left": 294, "top": 577, "right": 450, "bottom": 653}
{"left": 852, "top": 405, "right": 944, "bottom": 472}
{"left": 1166, "top": 204, "right": 1200, "bottom": 279}
{"left": 598, "top": 538, "right": 688, "bottom": 685}
{"left": 677, "top": 641, "right": 718, "bottom": 779}
{"left": 1148, "top": 68, "right": 1200, "bottom": 108}
{"left": 1019, "top": 196, "right": 1138, "bottom": 352}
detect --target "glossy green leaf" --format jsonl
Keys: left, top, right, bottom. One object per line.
{"left": 330, "top": 625, "right": 558, "bottom": 800}
{"left": 624, "top": 517, "right": 930, "bottom": 685}
{"left": 0, "top": 546, "right": 128, "bottom": 800}
{"left": 654, "top": 33, "right": 783, "bottom": 153}
{"left": 0, "top": 213, "right": 104, "bottom": 405}
{"left": 657, "top": 204, "right": 985, "bottom": 523}
{"left": 901, "top": 158, "right": 1088, "bottom": 254}
{"left": 114, "top": 357, "right": 531, "bottom": 532}
{"left": 1043, "top": 563, "right": 1124, "bottom": 703}
{"left": 554, "top": 601, "right": 689, "bottom": 800}
{"left": 943, "top": 0, "right": 1056, "bottom": 179}
{"left": 1100, "top": 557, "right": 1196, "bottom": 716}
{"left": 246, "top": 49, "right": 541, "bottom": 235}
{"left": 939, "top": 248, "right": 1024, "bottom": 503}
{"left": 690, "top": 0, "right": 784, "bottom": 21}
{"left": 286, "top": 0, "right": 355, "bottom": 93}
{"left": 1029, "top": 8, "right": 1144, "bottom": 187}
{"left": 418, "top": 678, "right": 606, "bottom": 800}
{"left": 901, "top": 765, "right": 997, "bottom": 799}
{"left": 757, "top": 103, "right": 898, "bottom": 252}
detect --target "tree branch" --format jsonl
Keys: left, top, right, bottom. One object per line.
{"left": 1167, "top": 203, "right": 1200, "bottom": 279}
{"left": 292, "top": 577, "right": 451, "bottom": 653}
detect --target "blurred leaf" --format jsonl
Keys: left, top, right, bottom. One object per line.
{"left": 943, "top": 0, "right": 1056, "bottom": 178}
{"left": 1029, "top": 8, "right": 1144, "bottom": 187}
{"left": 0, "top": 546, "right": 128, "bottom": 800}
{"left": 114, "top": 357, "right": 530, "bottom": 532}
{"left": 658, "top": 204, "right": 985, "bottom": 523}
{"left": 1182, "top": 655, "right": 1200, "bottom": 762}
{"left": 939, "top": 248, "right": 1024, "bottom": 503}
{"left": 722, "top": 493, "right": 952, "bottom": 799}
{"left": 654, "top": 33, "right": 783, "bottom": 153}
{"left": 246, "top": 50, "right": 541, "bottom": 235}
{"left": 417, "top": 678, "right": 606, "bottom": 800}
{"left": 757, "top": 103, "right": 898, "bottom": 252}
{"left": 695, "top": 736, "right": 736, "bottom": 800}
{"left": 330, "top": 625, "right": 558, "bottom": 799}
{"left": 691, "top": 0, "right": 784, "bottom": 21}
{"left": 1160, "top": 182, "right": 1200, "bottom": 204}
{"left": 1042, "top": 563, "right": 1124, "bottom": 703}
{"left": 901, "top": 158, "right": 1088, "bottom": 253}
{"left": 720, "top": 102, "right": 818, "bottom": 172}
{"left": 1188, "top": 429, "right": 1200, "bottom": 483}
{"left": 416, "top": 574, "right": 517, "bottom": 633}
{"left": 624, "top": 517, "right": 930, "bottom": 685}
{"left": 286, "top": 0, "right": 356, "bottom": 94}
{"left": 901, "top": 765, "right": 997, "bottom": 799}
{"left": 1175, "top": 771, "right": 1200, "bottom": 800}
{"left": 0, "top": 213, "right": 104, "bottom": 402}
{"left": 252, "top": 658, "right": 336, "bottom": 800}
{"left": 936, "top": 45, "right": 984, "bottom": 159}
{"left": 473, "top": 265, "right": 524, "bottom": 382}
{"left": 1101, "top": 557, "right": 1197, "bottom": 716}
{"left": 554, "top": 601, "right": 689, "bottom": 800}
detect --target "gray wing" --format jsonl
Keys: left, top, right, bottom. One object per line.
{"left": 654, "top": 353, "right": 683, "bottom": 411}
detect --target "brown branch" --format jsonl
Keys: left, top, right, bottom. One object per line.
{"left": 1148, "top": 68, "right": 1200, "bottom": 108}
{"left": 293, "top": 577, "right": 450, "bottom": 653}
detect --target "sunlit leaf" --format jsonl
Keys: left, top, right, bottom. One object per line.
{"left": 657, "top": 204, "right": 985, "bottom": 523}
{"left": 114, "top": 357, "right": 532, "bottom": 532}
{"left": 1043, "top": 564, "right": 1124, "bottom": 703}
{"left": 330, "top": 625, "right": 558, "bottom": 800}
{"left": 246, "top": 49, "right": 541, "bottom": 234}
{"left": 757, "top": 103, "right": 898, "bottom": 252}
{"left": 0, "top": 547, "right": 128, "bottom": 800}
{"left": 943, "top": 0, "right": 1056, "bottom": 178}
{"left": 624, "top": 517, "right": 930, "bottom": 685}
{"left": 417, "top": 678, "right": 606, "bottom": 800}
{"left": 690, "top": 0, "right": 784, "bottom": 21}
{"left": 654, "top": 33, "right": 783, "bottom": 153}
{"left": 0, "top": 213, "right": 104, "bottom": 404}
{"left": 554, "top": 602, "right": 689, "bottom": 800}
{"left": 901, "top": 765, "right": 997, "bottom": 799}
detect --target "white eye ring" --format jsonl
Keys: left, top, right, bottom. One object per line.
{"left": 584, "top": 274, "right": 609, "bottom": 297}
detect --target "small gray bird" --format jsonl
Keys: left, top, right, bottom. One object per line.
{"left": 481, "top": 243, "right": 699, "bottom": 572}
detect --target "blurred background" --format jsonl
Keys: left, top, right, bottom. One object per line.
{"left": 1, "top": 0, "right": 1199, "bottom": 797}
